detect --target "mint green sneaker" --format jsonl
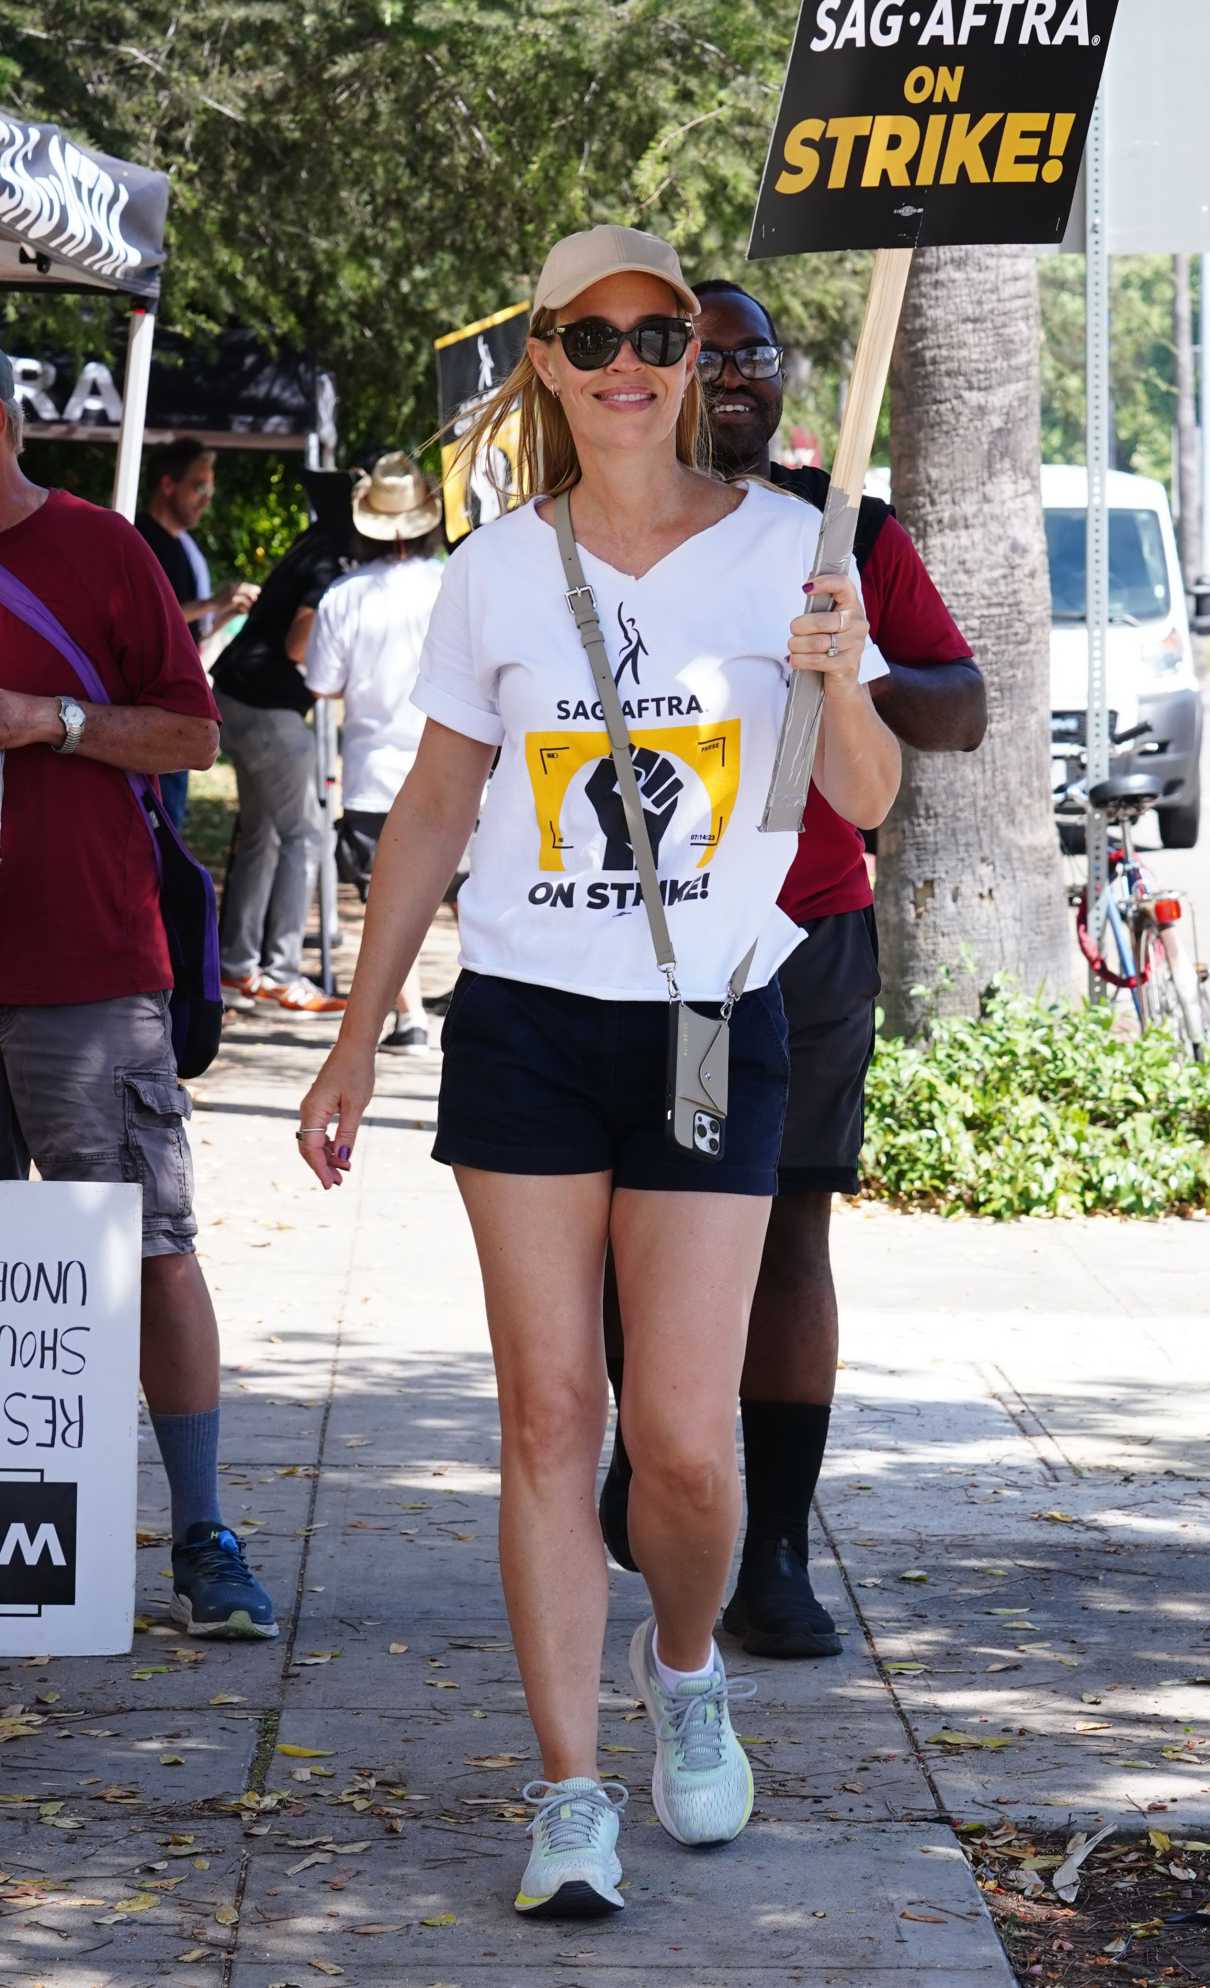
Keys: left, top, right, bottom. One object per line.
{"left": 629, "top": 1617, "right": 757, "bottom": 1846}
{"left": 514, "top": 1777, "right": 627, "bottom": 1918}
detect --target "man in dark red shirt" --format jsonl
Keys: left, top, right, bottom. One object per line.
{"left": 601, "top": 285, "right": 986, "bottom": 1656}
{"left": 0, "top": 351, "right": 276, "bottom": 1639}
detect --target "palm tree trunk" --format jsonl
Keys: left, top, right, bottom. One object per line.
{"left": 878, "top": 245, "right": 1068, "bottom": 1034}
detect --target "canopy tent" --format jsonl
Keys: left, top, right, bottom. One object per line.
{"left": 0, "top": 109, "right": 170, "bottom": 516}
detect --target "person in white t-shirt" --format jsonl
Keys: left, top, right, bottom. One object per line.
{"left": 297, "top": 225, "right": 900, "bottom": 1920}
{"left": 303, "top": 455, "right": 444, "bottom": 1054}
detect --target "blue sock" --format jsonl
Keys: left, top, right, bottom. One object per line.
{"left": 150, "top": 1408, "right": 223, "bottom": 1544}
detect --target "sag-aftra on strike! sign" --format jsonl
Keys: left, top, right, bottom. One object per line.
{"left": 750, "top": 0, "right": 1120, "bottom": 255}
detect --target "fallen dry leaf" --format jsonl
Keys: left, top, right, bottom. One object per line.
{"left": 421, "top": 1912, "right": 457, "bottom": 1927}
{"left": 899, "top": 1569, "right": 929, "bottom": 1583}
{"left": 176, "top": 1951, "right": 209, "bottom": 1963}
{"left": 388, "top": 1643, "right": 409, "bottom": 1655}
{"left": 114, "top": 1893, "right": 158, "bottom": 1913}
{"left": 215, "top": 1902, "right": 239, "bottom": 1926}
{"left": 308, "top": 1962, "right": 345, "bottom": 1976}
{"left": 901, "top": 1909, "right": 946, "bottom": 1923}
{"left": 278, "top": 1745, "right": 335, "bottom": 1759}
{"left": 465, "top": 1754, "right": 527, "bottom": 1770}
{"left": 927, "top": 1730, "right": 1011, "bottom": 1750}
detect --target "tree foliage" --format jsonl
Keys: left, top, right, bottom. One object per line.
{"left": 1040, "top": 253, "right": 1198, "bottom": 487}
{"left": 0, "top": 0, "right": 870, "bottom": 459}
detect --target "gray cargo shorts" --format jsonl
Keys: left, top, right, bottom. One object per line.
{"left": 0, "top": 991, "right": 198, "bottom": 1258}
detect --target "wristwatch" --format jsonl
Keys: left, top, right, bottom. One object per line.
{"left": 53, "top": 696, "right": 86, "bottom": 755}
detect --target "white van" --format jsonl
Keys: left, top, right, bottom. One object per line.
{"left": 1044, "top": 465, "right": 1202, "bottom": 848}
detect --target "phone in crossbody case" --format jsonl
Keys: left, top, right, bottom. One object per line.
{"left": 552, "top": 491, "right": 756, "bottom": 1162}
{"left": 667, "top": 1001, "right": 730, "bottom": 1160}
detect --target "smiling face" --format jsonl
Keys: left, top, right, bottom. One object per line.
{"left": 696, "top": 290, "right": 783, "bottom": 479}
{"left": 528, "top": 271, "right": 699, "bottom": 465}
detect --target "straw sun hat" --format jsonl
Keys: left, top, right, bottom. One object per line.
{"left": 351, "top": 452, "right": 442, "bottom": 541}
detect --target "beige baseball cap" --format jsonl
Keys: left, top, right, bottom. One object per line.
{"left": 533, "top": 225, "right": 699, "bottom": 318}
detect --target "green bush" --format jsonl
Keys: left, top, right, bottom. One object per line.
{"left": 861, "top": 984, "right": 1210, "bottom": 1219}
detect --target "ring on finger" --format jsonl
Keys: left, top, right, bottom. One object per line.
{"left": 295, "top": 1126, "right": 329, "bottom": 1142}
{"left": 826, "top": 633, "right": 839, "bottom": 658}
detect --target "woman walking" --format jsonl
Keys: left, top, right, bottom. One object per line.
{"left": 297, "top": 224, "right": 900, "bottom": 1919}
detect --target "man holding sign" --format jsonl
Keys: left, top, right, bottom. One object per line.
{"left": 600, "top": 279, "right": 985, "bottom": 1654}
{"left": 0, "top": 356, "right": 277, "bottom": 1641}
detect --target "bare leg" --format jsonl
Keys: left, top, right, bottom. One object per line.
{"left": 741, "top": 1190, "right": 837, "bottom": 1404}
{"left": 454, "top": 1167, "right": 613, "bottom": 1782}
{"left": 393, "top": 959, "right": 427, "bottom": 1022}
{"left": 611, "top": 1188, "right": 770, "bottom": 1672}
{"left": 139, "top": 1253, "right": 221, "bottom": 1413}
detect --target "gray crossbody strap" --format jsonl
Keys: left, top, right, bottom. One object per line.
{"left": 552, "top": 490, "right": 757, "bottom": 1008}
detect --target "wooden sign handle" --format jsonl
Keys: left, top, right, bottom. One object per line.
{"left": 761, "top": 246, "right": 915, "bottom": 833}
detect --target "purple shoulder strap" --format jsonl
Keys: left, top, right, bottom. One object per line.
{"left": 0, "top": 558, "right": 156, "bottom": 833}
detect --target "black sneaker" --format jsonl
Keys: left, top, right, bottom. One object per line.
{"left": 169, "top": 1524, "right": 279, "bottom": 1640}
{"left": 598, "top": 1434, "right": 639, "bottom": 1574}
{"left": 722, "top": 1535, "right": 842, "bottom": 1658}
{"left": 379, "top": 1018, "right": 430, "bottom": 1056}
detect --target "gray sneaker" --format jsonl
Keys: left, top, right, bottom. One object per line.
{"left": 629, "top": 1617, "right": 757, "bottom": 1845}
{"left": 515, "top": 1777, "right": 627, "bottom": 1918}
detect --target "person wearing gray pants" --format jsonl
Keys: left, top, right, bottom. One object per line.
{"left": 210, "top": 516, "right": 349, "bottom": 1016}
{"left": 213, "top": 692, "right": 332, "bottom": 1009}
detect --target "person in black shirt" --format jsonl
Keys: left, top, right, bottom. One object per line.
{"left": 136, "top": 438, "right": 259, "bottom": 827}
{"left": 210, "top": 492, "right": 353, "bottom": 1015}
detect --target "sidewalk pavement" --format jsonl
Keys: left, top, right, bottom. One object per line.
{"left": 2, "top": 909, "right": 1208, "bottom": 1988}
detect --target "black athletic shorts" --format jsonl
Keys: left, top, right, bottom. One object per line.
{"left": 434, "top": 971, "right": 789, "bottom": 1195}
{"left": 776, "top": 906, "right": 881, "bottom": 1198}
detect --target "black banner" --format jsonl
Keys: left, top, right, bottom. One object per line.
{"left": 750, "top": 0, "right": 1120, "bottom": 257}
{"left": 434, "top": 304, "right": 530, "bottom": 542}
{"left": 10, "top": 329, "right": 326, "bottom": 446}
{"left": 0, "top": 112, "right": 168, "bottom": 301}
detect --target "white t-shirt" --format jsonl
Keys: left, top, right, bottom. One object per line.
{"left": 413, "top": 485, "right": 887, "bottom": 1002}
{"left": 304, "top": 555, "right": 443, "bottom": 812}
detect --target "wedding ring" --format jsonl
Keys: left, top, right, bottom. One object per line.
{"left": 295, "top": 1126, "right": 329, "bottom": 1141}
{"left": 826, "top": 634, "right": 839, "bottom": 658}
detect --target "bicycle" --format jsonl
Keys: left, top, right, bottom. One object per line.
{"left": 1053, "top": 720, "right": 1210, "bottom": 1060}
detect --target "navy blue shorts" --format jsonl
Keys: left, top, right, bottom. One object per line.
{"left": 433, "top": 972, "right": 790, "bottom": 1195}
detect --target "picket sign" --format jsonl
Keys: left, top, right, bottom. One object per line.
{"left": 761, "top": 246, "right": 913, "bottom": 830}
{"left": 0, "top": 1183, "right": 141, "bottom": 1655}
{"left": 749, "top": 0, "right": 1123, "bottom": 830}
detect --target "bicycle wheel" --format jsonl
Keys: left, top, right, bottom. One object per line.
{"left": 1139, "top": 926, "right": 1207, "bottom": 1060}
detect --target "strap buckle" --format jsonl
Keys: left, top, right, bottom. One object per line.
{"left": 564, "top": 583, "right": 597, "bottom": 617}
{"left": 661, "top": 962, "right": 681, "bottom": 1005}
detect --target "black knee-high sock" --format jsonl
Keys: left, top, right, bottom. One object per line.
{"left": 740, "top": 1400, "right": 832, "bottom": 1556}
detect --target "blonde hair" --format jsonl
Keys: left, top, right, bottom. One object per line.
{"left": 449, "top": 303, "right": 710, "bottom": 506}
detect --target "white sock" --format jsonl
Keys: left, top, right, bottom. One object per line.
{"left": 653, "top": 1629, "right": 716, "bottom": 1694}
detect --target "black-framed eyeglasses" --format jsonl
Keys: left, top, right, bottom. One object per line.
{"left": 540, "top": 315, "right": 695, "bottom": 372}
{"left": 697, "top": 342, "right": 784, "bottom": 385}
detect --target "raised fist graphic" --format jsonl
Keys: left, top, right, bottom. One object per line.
{"left": 585, "top": 747, "right": 683, "bottom": 871}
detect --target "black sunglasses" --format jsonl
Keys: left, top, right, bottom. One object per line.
{"left": 697, "top": 342, "right": 784, "bottom": 385}
{"left": 541, "top": 315, "right": 695, "bottom": 372}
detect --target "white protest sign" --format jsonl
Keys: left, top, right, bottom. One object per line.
{"left": 0, "top": 1183, "right": 141, "bottom": 1655}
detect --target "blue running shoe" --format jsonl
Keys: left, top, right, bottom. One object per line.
{"left": 169, "top": 1524, "right": 279, "bottom": 1640}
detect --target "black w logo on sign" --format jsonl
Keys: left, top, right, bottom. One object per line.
{"left": 614, "top": 604, "right": 648, "bottom": 688}
{"left": 0, "top": 1480, "right": 77, "bottom": 1610}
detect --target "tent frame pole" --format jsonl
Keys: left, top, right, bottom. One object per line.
{"left": 110, "top": 305, "right": 156, "bottom": 521}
